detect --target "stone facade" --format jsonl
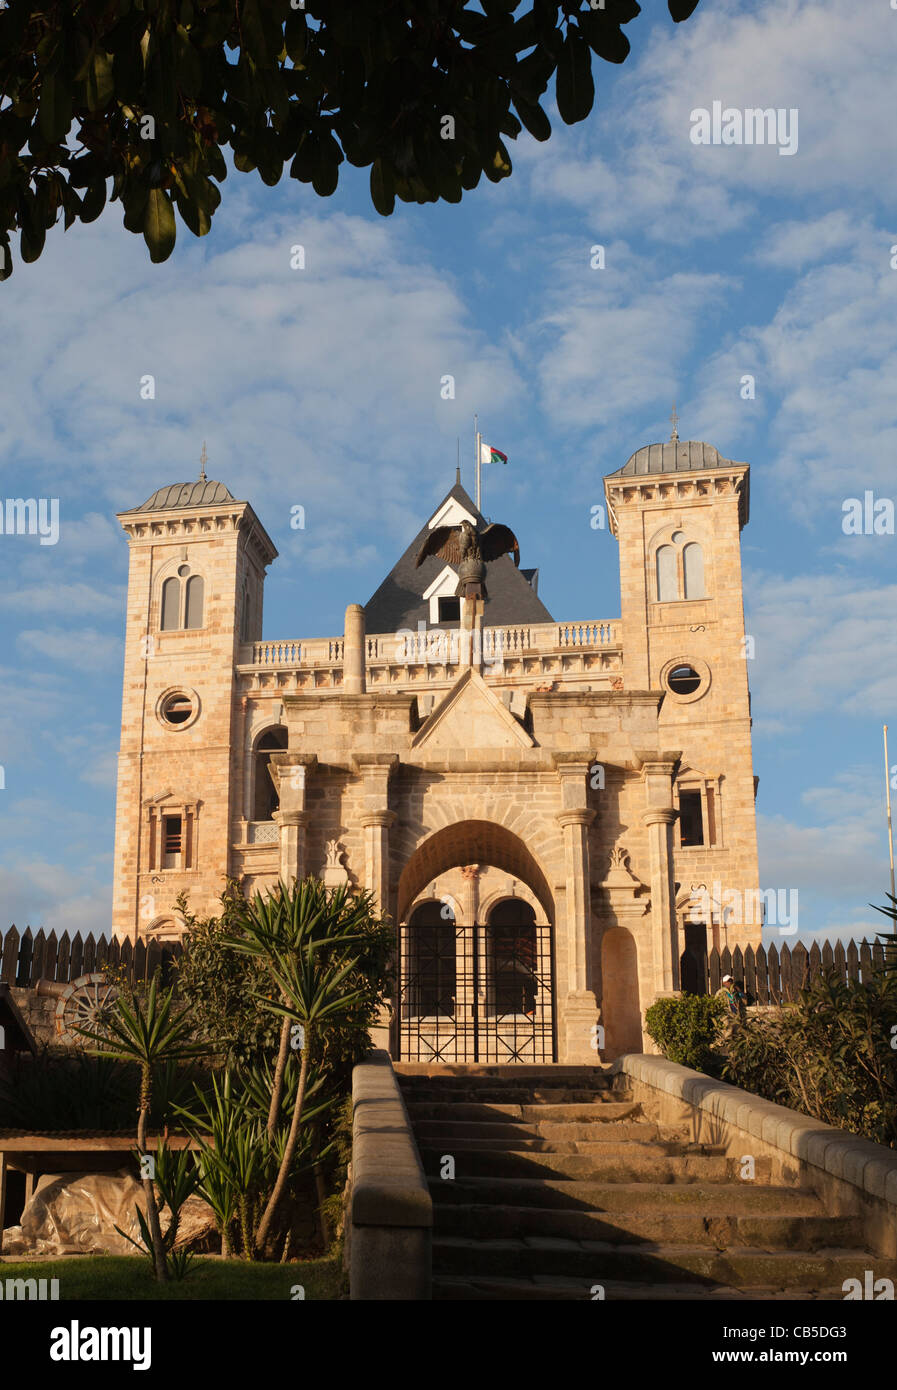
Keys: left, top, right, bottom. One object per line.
{"left": 110, "top": 440, "right": 762, "bottom": 1062}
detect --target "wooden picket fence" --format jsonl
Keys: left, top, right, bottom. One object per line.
{"left": 705, "top": 939, "right": 893, "bottom": 1003}
{"left": 0, "top": 923, "right": 893, "bottom": 1000}
{"left": 0, "top": 924, "right": 182, "bottom": 990}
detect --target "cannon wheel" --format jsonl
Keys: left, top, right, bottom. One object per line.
{"left": 55, "top": 972, "right": 119, "bottom": 1044}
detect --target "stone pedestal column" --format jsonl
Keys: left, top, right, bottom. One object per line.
{"left": 459, "top": 864, "right": 480, "bottom": 1025}
{"left": 639, "top": 755, "right": 680, "bottom": 996}
{"left": 272, "top": 809, "right": 310, "bottom": 885}
{"left": 361, "top": 810, "right": 396, "bottom": 912}
{"left": 556, "top": 766, "right": 599, "bottom": 1061}
{"left": 355, "top": 755, "right": 398, "bottom": 1053}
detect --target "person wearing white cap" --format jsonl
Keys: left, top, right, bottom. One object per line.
{"left": 717, "top": 973, "right": 746, "bottom": 1021}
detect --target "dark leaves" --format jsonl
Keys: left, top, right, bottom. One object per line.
{"left": 556, "top": 29, "right": 595, "bottom": 125}
{"left": 669, "top": 0, "right": 701, "bottom": 20}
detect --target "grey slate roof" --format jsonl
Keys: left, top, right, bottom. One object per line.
{"left": 133, "top": 480, "right": 236, "bottom": 511}
{"left": 607, "top": 440, "right": 745, "bottom": 477}
{"left": 363, "top": 482, "right": 553, "bottom": 634}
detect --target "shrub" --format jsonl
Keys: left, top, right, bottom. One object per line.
{"left": 721, "top": 970, "right": 897, "bottom": 1147}
{"left": 644, "top": 993, "right": 727, "bottom": 1073}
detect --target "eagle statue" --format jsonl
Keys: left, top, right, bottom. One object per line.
{"left": 415, "top": 518, "right": 520, "bottom": 601}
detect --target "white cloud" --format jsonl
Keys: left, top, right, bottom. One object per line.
{"left": 17, "top": 626, "right": 123, "bottom": 672}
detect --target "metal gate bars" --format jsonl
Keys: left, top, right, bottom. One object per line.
{"left": 399, "top": 917, "right": 555, "bottom": 1062}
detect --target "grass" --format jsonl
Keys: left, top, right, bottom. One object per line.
{"left": 0, "top": 1251, "right": 346, "bottom": 1300}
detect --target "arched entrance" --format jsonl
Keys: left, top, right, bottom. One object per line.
{"left": 396, "top": 822, "right": 556, "bottom": 1063}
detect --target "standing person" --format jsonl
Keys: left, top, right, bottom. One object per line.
{"left": 717, "top": 973, "right": 746, "bottom": 1022}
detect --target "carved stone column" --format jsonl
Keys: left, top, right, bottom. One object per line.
{"left": 555, "top": 756, "right": 600, "bottom": 1062}
{"left": 639, "top": 753, "right": 681, "bottom": 998}
{"left": 270, "top": 753, "right": 316, "bottom": 886}
{"left": 361, "top": 811, "right": 396, "bottom": 911}
{"left": 272, "top": 810, "right": 310, "bottom": 885}
{"left": 459, "top": 864, "right": 480, "bottom": 1026}
{"left": 595, "top": 847, "right": 652, "bottom": 1057}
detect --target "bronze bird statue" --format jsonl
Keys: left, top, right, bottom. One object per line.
{"left": 415, "top": 519, "right": 520, "bottom": 601}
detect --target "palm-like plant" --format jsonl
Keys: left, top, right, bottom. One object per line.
{"left": 76, "top": 976, "right": 205, "bottom": 1281}
{"left": 222, "top": 879, "right": 373, "bottom": 1256}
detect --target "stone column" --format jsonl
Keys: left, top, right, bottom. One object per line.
{"left": 271, "top": 753, "right": 316, "bottom": 886}
{"left": 361, "top": 810, "right": 396, "bottom": 912}
{"left": 639, "top": 754, "right": 681, "bottom": 996}
{"left": 355, "top": 755, "right": 398, "bottom": 1053}
{"left": 344, "top": 603, "right": 366, "bottom": 694}
{"left": 459, "top": 864, "right": 480, "bottom": 1026}
{"left": 555, "top": 758, "right": 599, "bottom": 1062}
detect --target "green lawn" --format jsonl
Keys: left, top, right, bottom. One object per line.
{"left": 0, "top": 1252, "right": 346, "bottom": 1300}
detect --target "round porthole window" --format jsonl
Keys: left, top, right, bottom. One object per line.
{"left": 667, "top": 664, "right": 701, "bottom": 695}
{"left": 157, "top": 688, "right": 200, "bottom": 729}
{"left": 661, "top": 657, "right": 710, "bottom": 703}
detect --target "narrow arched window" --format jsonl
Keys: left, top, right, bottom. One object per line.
{"left": 161, "top": 577, "right": 180, "bottom": 630}
{"left": 683, "top": 543, "right": 705, "bottom": 600}
{"left": 656, "top": 545, "right": 677, "bottom": 602}
{"left": 185, "top": 574, "right": 204, "bottom": 629}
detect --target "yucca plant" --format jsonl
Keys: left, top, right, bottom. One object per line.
{"left": 221, "top": 879, "right": 375, "bottom": 1256}
{"left": 76, "top": 976, "right": 206, "bottom": 1281}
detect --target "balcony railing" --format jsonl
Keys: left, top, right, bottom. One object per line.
{"left": 241, "top": 620, "right": 620, "bottom": 671}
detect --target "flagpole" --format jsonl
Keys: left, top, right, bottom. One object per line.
{"left": 474, "top": 413, "right": 481, "bottom": 513}
{"left": 885, "top": 724, "right": 896, "bottom": 915}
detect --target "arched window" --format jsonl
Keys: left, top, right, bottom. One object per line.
{"left": 185, "top": 574, "right": 204, "bottom": 629}
{"left": 683, "top": 543, "right": 705, "bottom": 600}
{"left": 407, "top": 901, "right": 456, "bottom": 1018}
{"left": 253, "top": 726, "right": 288, "bottom": 821}
{"left": 160, "top": 577, "right": 180, "bottom": 630}
{"left": 159, "top": 565, "right": 205, "bottom": 632}
{"left": 656, "top": 545, "right": 677, "bottom": 602}
{"left": 486, "top": 899, "right": 538, "bottom": 1017}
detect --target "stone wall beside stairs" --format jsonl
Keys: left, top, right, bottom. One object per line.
{"left": 618, "top": 1055, "right": 897, "bottom": 1260}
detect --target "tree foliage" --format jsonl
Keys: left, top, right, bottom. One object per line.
{"left": 721, "top": 971, "right": 897, "bottom": 1149}
{"left": 0, "top": 0, "right": 700, "bottom": 275}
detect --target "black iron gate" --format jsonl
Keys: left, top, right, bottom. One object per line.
{"left": 399, "top": 915, "right": 555, "bottom": 1062}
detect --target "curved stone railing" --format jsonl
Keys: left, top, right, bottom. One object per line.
{"left": 349, "top": 1049, "right": 432, "bottom": 1300}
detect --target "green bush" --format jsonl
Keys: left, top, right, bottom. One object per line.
{"left": 721, "top": 970, "right": 897, "bottom": 1148}
{"left": 644, "top": 993, "right": 727, "bottom": 1073}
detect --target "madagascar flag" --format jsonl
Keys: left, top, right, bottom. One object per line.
{"left": 480, "top": 442, "right": 508, "bottom": 465}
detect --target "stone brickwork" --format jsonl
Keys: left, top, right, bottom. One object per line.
{"left": 111, "top": 442, "right": 762, "bottom": 1062}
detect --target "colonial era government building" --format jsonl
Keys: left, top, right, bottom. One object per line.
{"left": 111, "top": 434, "right": 762, "bottom": 1063}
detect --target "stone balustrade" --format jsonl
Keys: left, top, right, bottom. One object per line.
{"left": 239, "top": 619, "right": 622, "bottom": 680}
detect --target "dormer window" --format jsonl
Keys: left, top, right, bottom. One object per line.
{"left": 160, "top": 565, "right": 205, "bottom": 630}
{"left": 438, "top": 597, "right": 460, "bottom": 622}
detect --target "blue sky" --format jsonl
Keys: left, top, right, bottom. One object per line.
{"left": 1, "top": 0, "right": 896, "bottom": 946}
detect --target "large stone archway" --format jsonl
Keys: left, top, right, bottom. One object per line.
{"left": 395, "top": 821, "right": 556, "bottom": 1064}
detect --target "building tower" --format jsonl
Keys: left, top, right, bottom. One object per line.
{"left": 111, "top": 473, "right": 277, "bottom": 941}
{"left": 603, "top": 434, "right": 762, "bottom": 969}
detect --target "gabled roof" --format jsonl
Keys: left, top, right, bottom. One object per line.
{"left": 363, "top": 481, "right": 553, "bottom": 634}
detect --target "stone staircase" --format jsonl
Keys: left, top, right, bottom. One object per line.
{"left": 395, "top": 1064, "right": 893, "bottom": 1301}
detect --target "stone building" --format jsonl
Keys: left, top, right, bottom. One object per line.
{"left": 111, "top": 433, "right": 761, "bottom": 1062}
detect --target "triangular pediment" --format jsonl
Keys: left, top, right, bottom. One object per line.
{"left": 412, "top": 668, "right": 534, "bottom": 751}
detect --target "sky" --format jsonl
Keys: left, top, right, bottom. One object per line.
{"left": 0, "top": 0, "right": 895, "bottom": 947}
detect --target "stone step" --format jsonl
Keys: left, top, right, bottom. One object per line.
{"left": 418, "top": 1139, "right": 714, "bottom": 1171}
{"left": 413, "top": 1125, "right": 693, "bottom": 1156}
{"left": 429, "top": 1174, "right": 822, "bottom": 1211}
{"left": 400, "top": 1086, "right": 627, "bottom": 1106}
{"left": 433, "top": 1201, "right": 855, "bottom": 1250}
{"left": 432, "top": 1275, "right": 850, "bottom": 1301}
{"left": 411, "top": 1110, "right": 647, "bottom": 1142}
{"left": 422, "top": 1148, "right": 761, "bottom": 1183}
{"left": 395, "top": 1065, "right": 617, "bottom": 1081}
{"left": 406, "top": 1101, "right": 640, "bottom": 1123}
{"left": 432, "top": 1236, "right": 897, "bottom": 1288}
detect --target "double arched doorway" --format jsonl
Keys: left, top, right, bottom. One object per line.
{"left": 396, "top": 821, "right": 556, "bottom": 1063}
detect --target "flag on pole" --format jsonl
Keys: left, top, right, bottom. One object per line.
{"left": 479, "top": 442, "right": 508, "bottom": 465}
